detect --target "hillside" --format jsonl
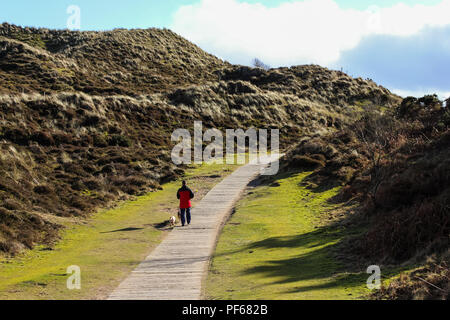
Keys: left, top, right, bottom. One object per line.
{"left": 0, "top": 23, "right": 227, "bottom": 95}
{"left": 282, "top": 94, "right": 449, "bottom": 299}
{"left": 0, "top": 23, "right": 401, "bottom": 255}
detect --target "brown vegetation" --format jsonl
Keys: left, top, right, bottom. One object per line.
{"left": 373, "top": 252, "right": 449, "bottom": 300}
{"left": 0, "top": 23, "right": 400, "bottom": 255}
{"left": 0, "top": 23, "right": 227, "bottom": 95}
{"left": 283, "top": 94, "right": 449, "bottom": 298}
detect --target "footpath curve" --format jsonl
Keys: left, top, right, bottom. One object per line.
{"left": 108, "top": 156, "right": 278, "bottom": 300}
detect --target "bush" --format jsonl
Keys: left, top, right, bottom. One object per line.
{"left": 372, "top": 254, "right": 449, "bottom": 300}
{"left": 252, "top": 58, "right": 270, "bottom": 71}
{"left": 300, "top": 140, "right": 328, "bottom": 155}
{"left": 100, "top": 164, "right": 115, "bottom": 174}
{"left": 398, "top": 95, "right": 443, "bottom": 118}
{"left": 63, "top": 163, "right": 87, "bottom": 176}
{"left": 110, "top": 155, "right": 131, "bottom": 164}
{"left": 111, "top": 175, "right": 147, "bottom": 188}
{"left": 82, "top": 178, "right": 102, "bottom": 190}
{"left": 0, "top": 207, "right": 15, "bottom": 223}
{"left": 3, "top": 128, "right": 30, "bottom": 145}
{"left": 361, "top": 189, "right": 449, "bottom": 262}
{"left": 3, "top": 199, "right": 22, "bottom": 211}
{"left": 311, "top": 154, "right": 327, "bottom": 163}
{"left": 290, "top": 155, "right": 326, "bottom": 170}
{"left": 443, "top": 109, "right": 450, "bottom": 126}
{"left": 82, "top": 114, "right": 101, "bottom": 126}
{"left": 93, "top": 135, "right": 108, "bottom": 147}
{"left": 109, "top": 134, "right": 132, "bottom": 147}
{"left": 34, "top": 185, "right": 53, "bottom": 194}
{"left": 31, "top": 131, "right": 55, "bottom": 146}
{"left": 122, "top": 185, "right": 140, "bottom": 195}
{"left": 53, "top": 132, "right": 73, "bottom": 145}
{"left": 418, "top": 94, "right": 442, "bottom": 109}
{"left": 125, "top": 176, "right": 147, "bottom": 187}
{"left": 68, "top": 196, "right": 90, "bottom": 211}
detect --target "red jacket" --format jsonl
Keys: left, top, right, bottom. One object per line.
{"left": 177, "top": 186, "right": 194, "bottom": 209}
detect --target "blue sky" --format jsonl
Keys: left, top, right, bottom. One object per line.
{"left": 0, "top": 0, "right": 442, "bottom": 30}
{"left": 1, "top": 0, "right": 449, "bottom": 98}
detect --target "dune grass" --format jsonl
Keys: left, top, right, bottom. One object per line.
{"left": 0, "top": 162, "right": 239, "bottom": 300}
{"left": 206, "top": 171, "right": 374, "bottom": 300}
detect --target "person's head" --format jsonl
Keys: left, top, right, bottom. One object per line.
{"left": 182, "top": 180, "right": 186, "bottom": 187}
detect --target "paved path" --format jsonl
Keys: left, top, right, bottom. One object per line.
{"left": 108, "top": 157, "right": 277, "bottom": 300}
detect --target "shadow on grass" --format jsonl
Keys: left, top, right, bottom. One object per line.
{"left": 233, "top": 226, "right": 368, "bottom": 295}
{"left": 101, "top": 227, "right": 144, "bottom": 233}
{"left": 240, "top": 227, "right": 345, "bottom": 284}
{"left": 246, "top": 227, "right": 342, "bottom": 251}
{"left": 247, "top": 171, "right": 294, "bottom": 188}
{"left": 248, "top": 169, "right": 341, "bottom": 196}
{"left": 281, "top": 272, "right": 368, "bottom": 295}
{"left": 221, "top": 169, "right": 369, "bottom": 295}
{"left": 213, "top": 224, "right": 360, "bottom": 282}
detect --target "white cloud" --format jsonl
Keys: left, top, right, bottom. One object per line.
{"left": 170, "top": 0, "right": 450, "bottom": 66}
{"left": 392, "top": 88, "right": 450, "bottom": 100}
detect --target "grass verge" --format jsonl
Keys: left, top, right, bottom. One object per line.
{"left": 206, "top": 171, "right": 388, "bottom": 300}
{"left": 0, "top": 162, "right": 239, "bottom": 300}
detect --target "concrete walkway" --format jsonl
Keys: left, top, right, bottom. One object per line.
{"left": 108, "top": 156, "right": 277, "bottom": 300}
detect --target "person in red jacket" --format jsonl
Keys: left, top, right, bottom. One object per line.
{"left": 177, "top": 181, "right": 195, "bottom": 226}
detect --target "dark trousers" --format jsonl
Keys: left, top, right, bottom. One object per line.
{"left": 180, "top": 208, "right": 191, "bottom": 226}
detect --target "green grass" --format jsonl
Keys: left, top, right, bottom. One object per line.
{"left": 12, "top": 32, "right": 47, "bottom": 50}
{"left": 206, "top": 172, "right": 373, "bottom": 300}
{"left": 0, "top": 162, "right": 239, "bottom": 300}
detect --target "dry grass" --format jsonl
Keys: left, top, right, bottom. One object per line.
{"left": 282, "top": 95, "right": 449, "bottom": 268}
{"left": 0, "top": 23, "right": 400, "bottom": 256}
{"left": 372, "top": 252, "right": 449, "bottom": 300}
{"left": 0, "top": 23, "right": 227, "bottom": 95}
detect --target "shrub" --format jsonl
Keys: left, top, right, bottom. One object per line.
{"left": 68, "top": 196, "right": 90, "bottom": 211}
{"left": 0, "top": 207, "right": 15, "bottom": 223}
{"left": 82, "top": 114, "right": 101, "bottom": 126}
{"left": 53, "top": 132, "right": 73, "bottom": 145}
{"left": 109, "top": 134, "right": 132, "bottom": 147}
{"left": 290, "top": 155, "right": 326, "bottom": 170}
{"left": 34, "top": 185, "right": 53, "bottom": 194}
{"left": 311, "top": 154, "right": 327, "bottom": 162}
{"left": 82, "top": 178, "right": 102, "bottom": 190}
{"left": 372, "top": 255, "right": 449, "bottom": 300}
{"left": 122, "top": 185, "right": 140, "bottom": 195}
{"left": 31, "top": 131, "right": 55, "bottom": 146}
{"left": 3, "top": 128, "right": 30, "bottom": 145}
{"left": 125, "top": 176, "right": 147, "bottom": 187}
{"left": 100, "top": 164, "right": 115, "bottom": 174}
{"left": 110, "top": 155, "right": 131, "bottom": 164}
{"left": 443, "top": 109, "right": 450, "bottom": 126}
{"left": 398, "top": 95, "right": 443, "bottom": 118}
{"left": 93, "top": 135, "right": 108, "bottom": 147}
{"left": 111, "top": 175, "right": 147, "bottom": 188}
{"left": 339, "top": 185, "right": 358, "bottom": 201}
{"left": 300, "top": 140, "right": 327, "bottom": 155}
{"left": 362, "top": 189, "right": 449, "bottom": 262}
{"left": 71, "top": 180, "right": 85, "bottom": 191}
{"left": 418, "top": 94, "right": 442, "bottom": 109}
{"left": 63, "top": 163, "right": 87, "bottom": 176}
{"left": 3, "top": 199, "right": 22, "bottom": 211}
{"left": 252, "top": 58, "right": 270, "bottom": 71}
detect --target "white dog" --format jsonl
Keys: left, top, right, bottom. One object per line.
{"left": 169, "top": 216, "right": 177, "bottom": 227}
